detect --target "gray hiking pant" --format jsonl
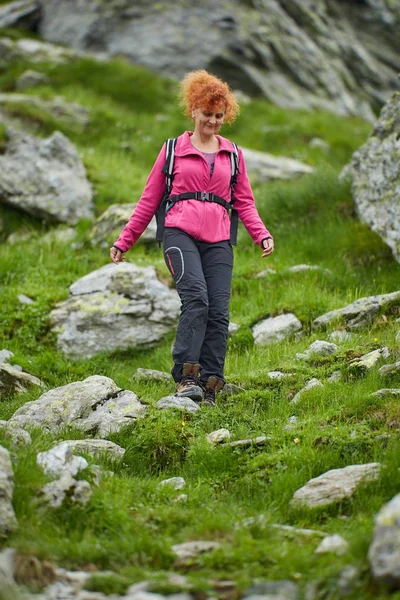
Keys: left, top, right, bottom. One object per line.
{"left": 163, "top": 227, "right": 233, "bottom": 383}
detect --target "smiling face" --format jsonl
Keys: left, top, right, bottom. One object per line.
{"left": 192, "top": 103, "right": 226, "bottom": 136}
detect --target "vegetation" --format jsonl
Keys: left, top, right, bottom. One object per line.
{"left": 0, "top": 26, "right": 399, "bottom": 599}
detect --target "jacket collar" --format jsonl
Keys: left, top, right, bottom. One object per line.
{"left": 176, "top": 131, "right": 235, "bottom": 156}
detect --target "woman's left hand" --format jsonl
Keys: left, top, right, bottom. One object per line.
{"left": 261, "top": 238, "right": 274, "bottom": 258}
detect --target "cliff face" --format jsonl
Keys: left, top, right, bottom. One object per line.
{"left": 35, "top": 0, "right": 399, "bottom": 121}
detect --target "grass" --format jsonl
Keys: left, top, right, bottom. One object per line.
{"left": 0, "top": 24, "right": 400, "bottom": 599}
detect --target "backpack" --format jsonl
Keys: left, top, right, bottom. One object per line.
{"left": 155, "top": 137, "right": 240, "bottom": 245}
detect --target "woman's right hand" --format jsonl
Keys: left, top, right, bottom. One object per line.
{"left": 110, "top": 246, "right": 125, "bottom": 264}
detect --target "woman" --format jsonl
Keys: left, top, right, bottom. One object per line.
{"left": 110, "top": 70, "right": 274, "bottom": 406}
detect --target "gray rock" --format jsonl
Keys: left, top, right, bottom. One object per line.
{"left": 0, "top": 547, "right": 16, "bottom": 584}
{"left": 0, "top": 350, "right": 13, "bottom": 364}
{"left": 369, "top": 494, "right": 400, "bottom": 588}
{"left": 228, "top": 321, "right": 240, "bottom": 335}
{"left": 0, "top": 445, "right": 18, "bottom": 536}
{"left": 295, "top": 340, "right": 338, "bottom": 360}
{"left": 327, "top": 370, "right": 342, "bottom": 383}
{"left": 370, "top": 389, "right": 400, "bottom": 398}
{"left": 224, "top": 436, "right": 270, "bottom": 448}
{"left": 207, "top": 428, "right": 231, "bottom": 445}
{"left": 159, "top": 477, "right": 185, "bottom": 490}
{"left": 349, "top": 347, "right": 390, "bottom": 371}
{"left": 0, "top": 36, "right": 106, "bottom": 64}
{"left": 0, "top": 0, "right": 39, "bottom": 30}
{"left": 8, "top": 375, "right": 146, "bottom": 437}
{"left": 253, "top": 313, "right": 302, "bottom": 345}
{"left": 50, "top": 263, "right": 180, "bottom": 359}
{"left": 313, "top": 291, "right": 400, "bottom": 330}
{"left": 309, "top": 138, "right": 330, "bottom": 151}
{"left": 328, "top": 330, "right": 353, "bottom": 343}
{"left": 157, "top": 396, "right": 200, "bottom": 414}
{"left": 379, "top": 360, "right": 400, "bottom": 377}
{"left": 133, "top": 368, "right": 172, "bottom": 382}
{"left": 0, "top": 129, "right": 93, "bottom": 224}
{"left": 338, "top": 565, "right": 361, "bottom": 596}
{"left": 87, "top": 203, "right": 157, "bottom": 249}
{"left": 290, "top": 463, "right": 381, "bottom": 509}
{"left": 286, "top": 264, "right": 332, "bottom": 275}
{"left": 0, "top": 421, "right": 32, "bottom": 447}
{"left": 171, "top": 540, "right": 220, "bottom": 566}
{"left": 16, "top": 69, "right": 50, "bottom": 90}
{"left": 42, "top": 473, "right": 92, "bottom": 508}
{"left": 220, "top": 382, "right": 245, "bottom": 396}
{"left": 342, "top": 92, "right": 400, "bottom": 263}
{"left": 0, "top": 362, "right": 41, "bottom": 397}
{"left": 41, "top": 226, "right": 77, "bottom": 245}
{"left": 267, "top": 371, "right": 294, "bottom": 380}
{"left": 244, "top": 580, "right": 298, "bottom": 600}
{"left": 241, "top": 147, "right": 313, "bottom": 183}
{"left": 315, "top": 534, "right": 349, "bottom": 556}
{"left": 270, "top": 524, "right": 327, "bottom": 538}
{"left": 291, "top": 378, "right": 323, "bottom": 405}
{"left": 255, "top": 268, "right": 277, "bottom": 278}
{"left": 18, "top": 293, "right": 34, "bottom": 305}
{"left": 37, "top": 444, "right": 88, "bottom": 479}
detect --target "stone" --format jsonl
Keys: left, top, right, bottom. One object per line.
{"left": 369, "top": 494, "right": 400, "bottom": 588}
{"left": 270, "top": 524, "right": 327, "bottom": 538}
{"left": 349, "top": 347, "right": 390, "bottom": 371}
{"left": 220, "top": 383, "right": 245, "bottom": 396}
{"left": 42, "top": 473, "right": 92, "bottom": 508}
{"left": 41, "top": 226, "right": 77, "bottom": 245}
{"left": 224, "top": 436, "right": 271, "bottom": 448}
{"left": 87, "top": 203, "right": 157, "bottom": 249}
{"left": 0, "top": 547, "right": 16, "bottom": 585}
{"left": 309, "top": 138, "right": 330, "bottom": 151}
{"left": 0, "top": 445, "right": 18, "bottom": 536}
{"left": 0, "top": 421, "right": 32, "bottom": 448}
{"left": 342, "top": 92, "right": 400, "bottom": 263}
{"left": 16, "top": 69, "right": 50, "bottom": 90}
{"left": 0, "top": 0, "right": 39, "bottom": 30}
{"left": 159, "top": 477, "right": 186, "bottom": 490}
{"left": 286, "top": 264, "right": 332, "bottom": 275}
{"left": 267, "top": 371, "right": 294, "bottom": 380}
{"left": 327, "top": 371, "right": 342, "bottom": 383}
{"left": 370, "top": 389, "right": 400, "bottom": 398}
{"left": 0, "top": 350, "right": 13, "bottom": 364}
{"left": 255, "top": 268, "right": 277, "bottom": 278}
{"left": 315, "top": 534, "right": 349, "bottom": 556}
{"left": 291, "top": 379, "right": 323, "bottom": 405}
{"left": 252, "top": 313, "right": 302, "bottom": 345}
{"left": 157, "top": 396, "right": 200, "bottom": 414}
{"left": 328, "top": 330, "right": 353, "bottom": 343}
{"left": 133, "top": 368, "right": 172, "bottom": 382}
{"left": 18, "top": 293, "right": 34, "bottom": 305}
{"left": 0, "top": 129, "right": 93, "bottom": 224}
{"left": 207, "top": 428, "right": 231, "bottom": 444}
{"left": 379, "top": 361, "right": 400, "bottom": 377}
{"left": 290, "top": 463, "right": 381, "bottom": 508}
{"left": 171, "top": 541, "right": 220, "bottom": 566}
{"left": 312, "top": 291, "right": 400, "bottom": 330}
{"left": 228, "top": 321, "right": 240, "bottom": 335}
{"left": 50, "top": 263, "right": 180, "bottom": 359}
{"left": 295, "top": 340, "right": 338, "bottom": 360}
{"left": 244, "top": 580, "right": 298, "bottom": 600}
{"left": 8, "top": 375, "right": 146, "bottom": 437}
{"left": 37, "top": 444, "right": 88, "bottom": 479}
{"left": 241, "top": 146, "right": 313, "bottom": 183}
{"left": 0, "top": 362, "right": 41, "bottom": 397}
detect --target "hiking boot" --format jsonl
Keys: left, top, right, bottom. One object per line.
{"left": 202, "top": 376, "right": 224, "bottom": 407}
{"left": 175, "top": 363, "right": 203, "bottom": 402}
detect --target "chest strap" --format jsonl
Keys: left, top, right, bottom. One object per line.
{"left": 166, "top": 191, "right": 232, "bottom": 212}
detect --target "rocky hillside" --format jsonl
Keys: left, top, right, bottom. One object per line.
{"left": 4, "top": 0, "right": 400, "bottom": 121}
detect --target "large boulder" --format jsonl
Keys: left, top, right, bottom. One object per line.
{"left": 50, "top": 262, "right": 180, "bottom": 358}
{"left": 0, "top": 445, "right": 18, "bottom": 537}
{"left": 37, "top": 0, "right": 400, "bottom": 119}
{"left": 0, "top": 129, "right": 93, "bottom": 224}
{"left": 369, "top": 494, "right": 400, "bottom": 589}
{"left": 8, "top": 375, "right": 146, "bottom": 437}
{"left": 342, "top": 92, "right": 400, "bottom": 263}
{"left": 87, "top": 203, "right": 157, "bottom": 249}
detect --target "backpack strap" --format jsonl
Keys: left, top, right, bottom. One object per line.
{"left": 229, "top": 142, "right": 240, "bottom": 245}
{"left": 156, "top": 137, "right": 177, "bottom": 243}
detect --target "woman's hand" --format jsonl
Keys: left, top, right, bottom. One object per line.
{"left": 110, "top": 246, "right": 125, "bottom": 264}
{"left": 261, "top": 238, "right": 274, "bottom": 258}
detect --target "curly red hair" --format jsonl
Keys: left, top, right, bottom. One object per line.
{"left": 179, "top": 69, "right": 240, "bottom": 125}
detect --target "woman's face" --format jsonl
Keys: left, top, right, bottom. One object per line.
{"left": 192, "top": 103, "right": 226, "bottom": 135}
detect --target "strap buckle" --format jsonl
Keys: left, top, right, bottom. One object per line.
{"left": 201, "top": 191, "right": 209, "bottom": 201}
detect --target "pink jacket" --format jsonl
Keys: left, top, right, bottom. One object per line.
{"left": 114, "top": 131, "right": 273, "bottom": 252}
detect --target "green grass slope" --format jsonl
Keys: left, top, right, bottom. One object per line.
{"left": 0, "top": 30, "right": 400, "bottom": 600}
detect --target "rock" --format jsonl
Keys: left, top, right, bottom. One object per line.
{"left": 379, "top": 361, "right": 400, "bottom": 377}
{"left": 315, "top": 534, "right": 349, "bottom": 556}
{"left": 41, "top": 226, "right": 77, "bottom": 245}
{"left": 291, "top": 378, "right": 323, "bottom": 405}
{"left": 87, "top": 203, "right": 157, "bottom": 249}
{"left": 312, "top": 291, "right": 400, "bottom": 330}
{"left": 171, "top": 541, "right": 220, "bottom": 566}
{"left": 0, "top": 421, "right": 32, "bottom": 447}
{"left": 0, "top": 129, "right": 93, "bottom": 224}
{"left": 286, "top": 264, "right": 332, "bottom": 275}
{"left": 270, "top": 524, "right": 327, "bottom": 538}
{"left": 349, "top": 347, "right": 390, "bottom": 372}
{"left": 252, "top": 313, "right": 302, "bottom": 345}
{"left": 50, "top": 263, "right": 180, "bottom": 359}
{"left": 290, "top": 463, "right": 381, "bottom": 509}
{"left": 37, "top": 444, "right": 88, "bottom": 479}
{"left": 37, "top": 0, "right": 400, "bottom": 120}
{"left": 267, "top": 371, "right": 294, "bottom": 380}
{"left": 0, "top": 350, "right": 13, "bottom": 364}
{"left": 295, "top": 340, "right": 338, "bottom": 360}
{"left": 0, "top": 93, "right": 90, "bottom": 127}
{"left": 207, "top": 428, "right": 231, "bottom": 445}
{"left": 244, "top": 580, "right": 299, "bottom": 599}
{"left": 337, "top": 565, "right": 361, "bottom": 596}
{"left": 255, "top": 267, "right": 277, "bottom": 278}
{"left": 327, "top": 371, "right": 342, "bottom": 383}
{"left": 368, "top": 494, "right": 400, "bottom": 588}
{"left": 228, "top": 321, "right": 240, "bottom": 335}
{"left": 8, "top": 375, "right": 146, "bottom": 437}
{"left": 370, "top": 389, "right": 400, "bottom": 398}
{"left": 0, "top": 445, "right": 18, "bottom": 536}
{"left": 42, "top": 473, "right": 92, "bottom": 508}
{"left": 241, "top": 146, "right": 313, "bottom": 183}
{"left": 18, "top": 293, "right": 34, "bottom": 305}
{"left": 16, "top": 69, "right": 50, "bottom": 90}
{"left": 342, "top": 92, "right": 400, "bottom": 263}
{"left": 223, "top": 436, "right": 270, "bottom": 448}
{"left": 157, "top": 396, "right": 200, "bottom": 414}
{"left": 0, "top": 0, "right": 40, "bottom": 30}
{"left": 159, "top": 477, "right": 186, "bottom": 490}
{"left": 328, "top": 330, "right": 353, "bottom": 343}
{"left": 309, "top": 138, "right": 330, "bottom": 151}
{"left": 0, "top": 36, "right": 106, "bottom": 65}
{"left": 220, "top": 383, "right": 245, "bottom": 396}
{"left": 0, "top": 547, "right": 16, "bottom": 585}
{"left": 133, "top": 368, "right": 172, "bottom": 382}
{"left": 0, "top": 361, "right": 41, "bottom": 397}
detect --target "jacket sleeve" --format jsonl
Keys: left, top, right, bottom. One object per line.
{"left": 233, "top": 147, "right": 273, "bottom": 247}
{"left": 113, "top": 143, "right": 167, "bottom": 252}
